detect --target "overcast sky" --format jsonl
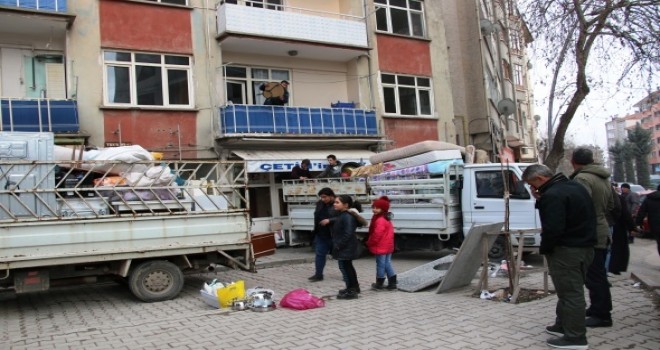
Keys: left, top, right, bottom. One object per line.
{"left": 529, "top": 54, "right": 658, "bottom": 152}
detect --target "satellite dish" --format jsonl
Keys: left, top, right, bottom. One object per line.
{"left": 497, "top": 98, "right": 516, "bottom": 116}
{"left": 480, "top": 19, "right": 495, "bottom": 35}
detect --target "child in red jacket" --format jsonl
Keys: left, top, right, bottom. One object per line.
{"left": 366, "top": 196, "right": 397, "bottom": 290}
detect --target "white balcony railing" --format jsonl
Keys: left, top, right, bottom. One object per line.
{"left": 218, "top": 2, "right": 368, "bottom": 48}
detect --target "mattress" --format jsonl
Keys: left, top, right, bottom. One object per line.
{"left": 369, "top": 141, "right": 465, "bottom": 164}
{"left": 381, "top": 150, "right": 463, "bottom": 173}
{"left": 370, "top": 158, "right": 464, "bottom": 181}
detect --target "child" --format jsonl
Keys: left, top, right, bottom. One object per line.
{"left": 331, "top": 195, "right": 362, "bottom": 299}
{"left": 366, "top": 196, "right": 397, "bottom": 290}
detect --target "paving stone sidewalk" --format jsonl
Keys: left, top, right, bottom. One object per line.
{"left": 1, "top": 244, "right": 658, "bottom": 349}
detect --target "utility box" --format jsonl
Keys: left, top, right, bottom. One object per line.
{"left": 0, "top": 132, "right": 57, "bottom": 220}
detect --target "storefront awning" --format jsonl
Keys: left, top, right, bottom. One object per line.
{"left": 232, "top": 150, "right": 375, "bottom": 173}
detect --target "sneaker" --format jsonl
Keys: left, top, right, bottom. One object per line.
{"left": 585, "top": 316, "right": 612, "bottom": 328}
{"left": 307, "top": 275, "right": 323, "bottom": 282}
{"left": 546, "top": 337, "right": 588, "bottom": 349}
{"left": 545, "top": 324, "right": 564, "bottom": 337}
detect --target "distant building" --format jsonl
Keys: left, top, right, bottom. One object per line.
{"left": 606, "top": 90, "right": 660, "bottom": 175}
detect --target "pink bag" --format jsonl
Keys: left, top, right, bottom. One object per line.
{"left": 279, "top": 289, "right": 325, "bottom": 310}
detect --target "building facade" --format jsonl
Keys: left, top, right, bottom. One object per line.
{"left": 0, "top": 0, "right": 539, "bottom": 230}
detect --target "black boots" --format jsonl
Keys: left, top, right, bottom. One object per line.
{"left": 337, "top": 288, "right": 359, "bottom": 299}
{"left": 386, "top": 275, "right": 397, "bottom": 290}
{"left": 371, "top": 278, "right": 386, "bottom": 290}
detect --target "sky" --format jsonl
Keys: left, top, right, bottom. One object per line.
{"left": 529, "top": 60, "right": 656, "bottom": 152}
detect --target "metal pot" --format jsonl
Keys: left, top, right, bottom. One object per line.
{"left": 248, "top": 293, "right": 276, "bottom": 312}
{"left": 231, "top": 299, "right": 248, "bottom": 311}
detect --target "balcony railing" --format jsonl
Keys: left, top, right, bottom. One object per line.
{"left": 218, "top": 2, "right": 368, "bottom": 49}
{"left": 219, "top": 105, "right": 377, "bottom": 136}
{"left": 1, "top": 98, "right": 79, "bottom": 133}
{"left": 0, "top": 0, "right": 66, "bottom": 12}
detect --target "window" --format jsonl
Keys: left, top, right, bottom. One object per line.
{"left": 381, "top": 73, "right": 432, "bottom": 116}
{"left": 225, "top": 0, "right": 283, "bottom": 10}
{"left": 103, "top": 51, "right": 193, "bottom": 108}
{"left": 223, "top": 65, "right": 290, "bottom": 105}
{"left": 513, "top": 64, "right": 524, "bottom": 86}
{"left": 509, "top": 29, "right": 521, "bottom": 51}
{"left": 145, "top": 0, "right": 188, "bottom": 5}
{"left": 375, "top": 0, "right": 425, "bottom": 38}
{"left": 476, "top": 170, "right": 529, "bottom": 199}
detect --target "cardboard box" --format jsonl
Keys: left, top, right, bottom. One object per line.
{"left": 251, "top": 232, "right": 276, "bottom": 258}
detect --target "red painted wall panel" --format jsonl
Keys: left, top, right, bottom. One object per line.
{"left": 103, "top": 110, "right": 198, "bottom": 159}
{"left": 100, "top": 0, "right": 192, "bottom": 54}
{"left": 376, "top": 35, "right": 432, "bottom": 76}
{"left": 383, "top": 118, "right": 438, "bottom": 149}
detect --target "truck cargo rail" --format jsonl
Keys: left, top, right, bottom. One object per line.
{"left": 0, "top": 159, "right": 248, "bottom": 223}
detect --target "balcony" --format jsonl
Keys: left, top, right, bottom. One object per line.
{"left": 218, "top": 105, "right": 381, "bottom": 148}
{"left": 0, "top": 0, "right": 66, "bottom": 11}
{"left": 217, "top": 2, "right": 368, "bottom": 61}
{"left": 1, "top": 98, "right": 79, "bottom": 133}
{"left": 0, "top": 0, "right": 74, "bottom": 39}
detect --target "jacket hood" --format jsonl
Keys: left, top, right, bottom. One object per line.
{"left": 571, "top": 164, "right": 611, "bottom": 179}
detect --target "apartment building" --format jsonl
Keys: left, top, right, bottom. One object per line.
{"left": 0, "top": 0, "right": 539, "bottom": 229}
{"left": 631, "top": 91, "right": 660, "bottom": 175}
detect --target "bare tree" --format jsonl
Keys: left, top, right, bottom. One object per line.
{"left": 521, "top": 0, "right": 659, "bottom": 170}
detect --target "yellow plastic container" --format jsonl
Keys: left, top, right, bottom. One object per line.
{"left": 150, "top": 152, "right": 164, "bottom": 160}
{"left": 216, "top": 280, "right": 245, "bottom": 308}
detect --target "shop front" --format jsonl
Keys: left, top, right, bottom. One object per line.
{"left": 230, "top": 149, "right": 374, "bottom": 245}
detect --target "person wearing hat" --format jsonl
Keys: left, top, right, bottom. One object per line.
{"left": 366, "top": 196, "right": 397, "bottom": 290}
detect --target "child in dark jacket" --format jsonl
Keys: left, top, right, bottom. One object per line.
{"left": 366, "top": 196, "right": 397, "bottom": 290}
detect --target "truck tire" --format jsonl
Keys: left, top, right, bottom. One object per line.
{"left": 128, "top": 260, "right": 184, "bottom": 302}
{"left": 488, "top": 236, "right": 506, "bottom": 260}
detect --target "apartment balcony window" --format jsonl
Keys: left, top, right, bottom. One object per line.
{"left": 144, "top": 0, "right": 188, "bottom": 5}
{"left": 381, "top": 73, "right": 432, "bottom": 117}
{"left": 103, "top": 51, "right": 193, "bottom": 108}
{"left": 225, "top": 0, "right": 282, "bottom": 11}
{"left": 375, "top": 0, "right": 426, "bottom": 38}
{"left": 224, "top": 65, "right": 290, "bottom": 105}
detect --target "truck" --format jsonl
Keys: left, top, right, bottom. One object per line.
{"left": 282, "top": 161, "right": 540, "bottom": 259}
{"left": 0, "top": 132, "right": 259, "bottom": 302}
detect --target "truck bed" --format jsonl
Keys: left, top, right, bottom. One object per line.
{"left": 0, "top": 159, "right": 251, "bottom": 269}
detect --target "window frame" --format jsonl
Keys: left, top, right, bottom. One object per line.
{"left": 375, "top": 0, "right": 426, "bottom": 38}
{"left": 513, "top": 64, "right": 524, "bottom": 86}
{"left": 144, "top": 0, "right": 189, "bottom": 6}
{"left": 102, "top": 50, "right": 194, "bottom": 108}
{"left": 380, "top": 72, "right": 433, "bottom": 117}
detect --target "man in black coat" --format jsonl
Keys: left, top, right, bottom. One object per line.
{"left": 636, "top": 185, "right": 660, "bottom": 256}
{"left": 522, "top": 164, "right": 596, "bottom": 350}
{"left": 307, "top": 187, "right": 336, "bottom": 282}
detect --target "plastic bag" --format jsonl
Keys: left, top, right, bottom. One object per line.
{"left": 279, "top": 289, "right": 325, "bottom": 310}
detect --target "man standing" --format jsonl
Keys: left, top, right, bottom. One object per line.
{"left": 570, "top": 148, "right": 615, "bottom": 328}
{"left": 620, "top": 183, "right": 641, "bottom": 217}
{"left": 291, "top": 159, "right": 311, "bottom": 179}
{"left": 316, "top": 154, "right": 343, "bottom": 178}
{"left": 620, "top": 183, "right": 641, "bottom": 243}
{"left": 522, "top": 164, "right": 596, "bottom": 350}
{"left": 636, "top": 184, "right": 660, "bottom": 256}
{"left": 308, "top": 187, "right": 336, "bottom": 282}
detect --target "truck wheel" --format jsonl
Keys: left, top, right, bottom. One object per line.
{"left": 128, "top": 260, "right": 184, "bottom": 302}
{"left": 488, "top": 236, "right": 506, "bottom": 260}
